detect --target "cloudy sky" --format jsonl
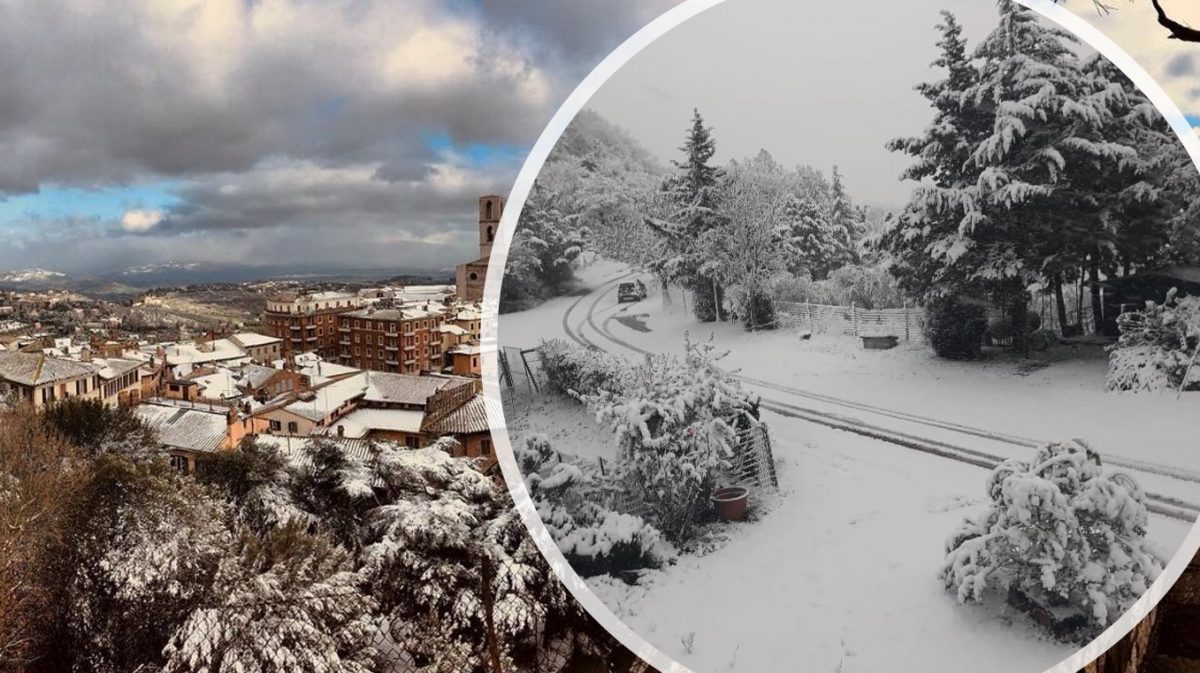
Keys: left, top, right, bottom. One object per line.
{"left": 586, "top": 1, "right": 1025, "bottom": 208}
{"left": 0, "top": 0, "right": 1194, "bottom": 277}
{"left": 0, "top": 0, "right": 676, "bottom": 275}
{"left": 1063, "top": 0, "right": 1200, "bottom": 125}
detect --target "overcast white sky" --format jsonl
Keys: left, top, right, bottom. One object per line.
{"left": 587, "top": 0, "right": 1092, "bottom": 208}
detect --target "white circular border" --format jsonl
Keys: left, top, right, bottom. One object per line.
{"left": 479, "top": 2, "right": 1200, "bottom": 672}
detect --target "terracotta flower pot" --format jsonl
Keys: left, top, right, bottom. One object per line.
{"left": 711, "top": 486, "right": 749, "bottom": 521}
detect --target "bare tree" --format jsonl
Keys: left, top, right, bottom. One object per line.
{"left": 1066, "top": 0, "right": 1200, "bottom": 42}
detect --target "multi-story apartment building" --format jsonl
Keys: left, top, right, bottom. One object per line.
{"left": 263, "top": 291, "right": 363, "bottom": 359}
{"left": 338, "top": 305, "right": 447, "bottom": 375}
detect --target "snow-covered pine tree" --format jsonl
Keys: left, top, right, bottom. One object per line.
{"left": 647, "top": 109, "right": 726, "bottom": 322}
{"left": 820, "top": 166, "right": 863, "bottom": 278}
{"left": 886, "top": 4, "right": 1152, "bottom": 350}
{"left": 781, "top": 192, "right": 835, "bottom": 279}
{"left": 882, "top": 10, "right": 989, "bottom": 301}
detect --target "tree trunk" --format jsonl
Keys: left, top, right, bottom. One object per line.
{"left": 1088, "top": 254, "right": 1103, "bottom": 336}
{"left": 1053, "top": 274, "right": 1069, "bottom": 336}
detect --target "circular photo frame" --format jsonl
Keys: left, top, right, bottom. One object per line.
{"left": 481, "top": 1, "right": 1200, "bottom": 671}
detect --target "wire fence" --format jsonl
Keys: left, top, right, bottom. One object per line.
{"left": 775, "top": 301, "right": 925, "bottom": 341}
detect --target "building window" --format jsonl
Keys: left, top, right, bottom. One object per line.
{"left": 287, "top": 421, "right": 298, "bottom": 434}
{"left": 270, "top": 419, "right": 282, "bottom": 432}
{"left": 406, "top": 436, "right": 419, "bottom": 449}
{"left": 169, "top": 454, "right": 190, "bottom": 472}
{"left": 481, "top": 439, "right": 491, "bottom": 456}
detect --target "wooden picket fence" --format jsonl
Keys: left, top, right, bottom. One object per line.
{"left": 776, "top": 301, "right": 926, "bottom": 341}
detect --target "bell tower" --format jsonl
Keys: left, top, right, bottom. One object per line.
{"left": 479, "top": 195, "right": 503, "bottom": 259}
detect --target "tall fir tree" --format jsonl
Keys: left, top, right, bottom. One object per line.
{"left": 822, "top": 165, "right": 863, "bottom": 278}
{"left": 647, "top": 109, "right": 726, "bottom": 321}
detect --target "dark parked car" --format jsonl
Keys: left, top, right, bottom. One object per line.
{"left": 617, "top": 280, "right": 647, "bottom": 303}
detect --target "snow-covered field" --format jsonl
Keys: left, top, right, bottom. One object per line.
{"left": 499, "top": 261, "right": 1199, "bottom": 673}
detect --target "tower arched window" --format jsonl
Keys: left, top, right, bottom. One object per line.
{"left": 485, "top": 200, "right": 494, "bottom": 221}
{"left": 486, "top": 225, "right": 494, "bottom": 242}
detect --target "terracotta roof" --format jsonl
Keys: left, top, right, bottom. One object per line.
{"left": 0, "top": 352, "right": 96, "bottom": 386}
{"left": 362, "top": 372, "right": 469, "bottom": 406}
{"left": 135, "top": 403, "right": 228, "bottom": 454}
{"left": 423, "top": 394, "right": 490, "bottom": 436}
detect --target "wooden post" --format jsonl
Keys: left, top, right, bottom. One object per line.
{"left": 1179, "top": 341, "right": 1200, "bottom": 400}
{"left": 904, "top": 302, "right": 910, "bottom": 342}
{"left": 481, "top": 557, "right": 504, "bottom": 673}
{"left": 851, "top": 302, "right": 859, "bottom": 337}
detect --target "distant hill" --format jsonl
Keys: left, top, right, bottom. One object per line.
{"left": 0, "top": 262, "right": 457, "bottom": 296}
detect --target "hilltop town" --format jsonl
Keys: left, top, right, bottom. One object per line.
{"left": 0, "top": 195, "right": 502, "bottom": 475}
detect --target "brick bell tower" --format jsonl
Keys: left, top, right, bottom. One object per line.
{"left": 479, "top": 195, "right": 504, "bottom": 259}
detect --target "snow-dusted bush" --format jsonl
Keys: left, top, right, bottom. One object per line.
{"left": 579, "top": 339, "right": 760, "bottom": 542}
{"left": 942, "top": 440, "right": 1162, "bottom": 640}
{"left": 1107, "top": 290, "right": 1200, "bottom": 392}
{"left": 520, "top": 435, "right": 675, "bottom": 577}
{"left": 539, "top": 338, "right": 627, "bottom": 397}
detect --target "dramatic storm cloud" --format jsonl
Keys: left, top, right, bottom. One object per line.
{"left": 0, "top": 0, "right": 677, "bottom": 275}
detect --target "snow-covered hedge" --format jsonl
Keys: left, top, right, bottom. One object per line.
{"left": 520, "top": 435, "right": 675, "bottom": 578}
{"left": 941, "top": 440, "right": 1162, "bottom": 640}
{"left": 1107, "top": 290, "right": 1200, "bottom": 393}
{"left": 540, "top": 338, "right": 627, "bottom": 397}
{"left": 578, "top": 340, "right": 760, "bottom": 543}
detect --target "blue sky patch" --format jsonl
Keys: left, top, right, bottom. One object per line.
{"left": 0, "top": 181, "right": 182, "bottom": 228}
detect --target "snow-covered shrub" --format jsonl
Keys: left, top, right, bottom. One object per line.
{"left": 1106, "top": 289, "right": 1200, "bottom": 392}
{"left": 941, "top": 440, "right": 1162, "bottom": 640}
{"left": 519, "top": 435, "right": 675, "bottom": 577}
{"left": 539, "top": 338, "right": 627, "bottom": 397}
{"left": 579, "top": 339, "right": 760, "bottom": 542}
{"left": 926, "top": 296, "right": 987, "bottom": 359}
{"left": 162, "top": 524, "right": 381, "bottom": 673}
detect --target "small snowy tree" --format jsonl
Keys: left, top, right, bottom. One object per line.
{"left": 647, "top": 109, "right": 726, "bottom": 322}
{"left": 942, "top": 440, "right": 1161, "bottom": 639}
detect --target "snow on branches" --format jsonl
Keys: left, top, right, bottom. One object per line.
{"left": 941, "top": 440, "right": 1161, "bottom": 640}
